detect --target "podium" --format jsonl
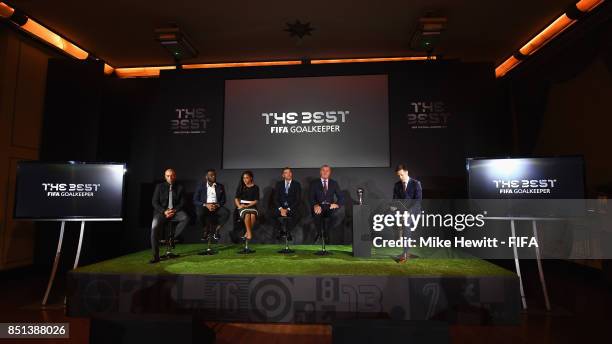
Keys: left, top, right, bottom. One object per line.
{"left": 352, "top": 205, "right": 371, "bottom": 257}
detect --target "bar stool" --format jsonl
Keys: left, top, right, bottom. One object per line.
{"left": 199, "top": 222, "right": 217, "bottom": 255}
{"left": 277, "top": 216, "right": 295, "bottom": 254}
{"left": 315, "top": 216, "right": 331, "bottom": 256}
{"left": 236, "top": 220, "right": 255, "bottom": 254}
{"left": 159, "top": 221, "right": 179, "bottom": 259}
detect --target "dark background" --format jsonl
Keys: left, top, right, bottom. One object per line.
{"left": 35, "top": 59, "right": 511, "bottom": 266}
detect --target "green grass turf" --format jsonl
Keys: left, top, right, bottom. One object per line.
{"left": 74, "top": 244, "right": 514, "bottom": 277}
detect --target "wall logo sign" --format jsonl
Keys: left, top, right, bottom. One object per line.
{"left": 406, "top": 101, "right": 451, "bottom": 129}
{"left": 492, "top": 179, "right": 558, "bottom": 195}
{"left": 171, "top": 107, "right": 211, "bottom": 134}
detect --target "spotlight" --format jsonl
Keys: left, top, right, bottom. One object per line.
{"left": 155, "top": 25, "right": 198, "bottom": 63}
{"left": 410, "top": 15, "right": 447, "bottom": 54}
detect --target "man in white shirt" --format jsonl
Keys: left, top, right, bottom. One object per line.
{"left": 193, "top": 169, "right": 229, "bottom": 240}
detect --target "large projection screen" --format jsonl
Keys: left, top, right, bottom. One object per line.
{"left": 14, "top": 162, "right": 126, "bottom": 220}
{"left": 223, "top": 75, "right": 389, "bottom": 169}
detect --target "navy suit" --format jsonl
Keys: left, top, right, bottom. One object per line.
{"left": 193, "top": 181, "right": 227, "bottom": 207}
{"left": 272, "top": 180, "right": 302, "bottom": 232}
{"left": 392, "top": 178, "right": 422, "bottom": 200}
{"left": 193, "top": 181, "right": 230, "bottom": 233}
{"left": 274, "top": 180, "right": 301, "bottom": 210}
{"left": 150, "top": 182, "right": 190, "bottom": 259}
{"left": 392, "top": 178, "right": 422, "bottom": 255}
{"left": 309, "top": 178, "right": 345, "bottom": 237}
{"left": 309, "top": 178, "right": 345, "bottom": 208}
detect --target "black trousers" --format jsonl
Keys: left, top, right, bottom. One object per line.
{"left": 312, "top": 206, "right": 340, "bottom": 234}
{"left": 272, "top": 208, "right": 298, "bottom": 232}
{"left": 196, "top": 206, "right": 230, "bottom": 228}
{"left": 150, "top": 210, "right": 190, "bottom": 258}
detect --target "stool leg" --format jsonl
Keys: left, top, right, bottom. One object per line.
{"left": 166, "top": 224, "right": 179, "bottom": 258}
{"left": 315, "top": 218, "right": 331, "bottom": 256}
{"left": 278, "top": 219, "right": 295, "bottom": 254}
{"left": 199, "top": 223, "right": 217, "bottom": 255}
{"left": 238, "top": 237, "right": 255, "bottom": 254}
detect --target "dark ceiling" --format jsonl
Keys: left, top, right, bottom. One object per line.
{"left": 10, "top": 0, "right": 575, "bottom": 67}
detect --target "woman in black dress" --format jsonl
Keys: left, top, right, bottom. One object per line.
{"left": 235, "top": 170, "right": 259, "bottom": 240}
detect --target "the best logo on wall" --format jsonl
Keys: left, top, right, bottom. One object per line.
{"left": 171, "top": 107, "right": 211, "bottom": 134}
{"left": 406, "top": 101, "right": 451, "bottom": 129}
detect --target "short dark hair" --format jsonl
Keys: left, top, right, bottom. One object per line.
{"left": 206, "top": 168, "right": 216, "bottom": 174}
{"left": 395, "top": 164, "right": 409, "bottom": 173}
{"left": 282, "top": 166, "right": 292, "bottom": 173}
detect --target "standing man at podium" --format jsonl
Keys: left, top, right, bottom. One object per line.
{"left": 310, "top": 165, "right": 345, "bottom": 243}
{"left": 393, "top": 164, "right": 422, "bottom": 263}
{"left": 272, "top": 167, "right": 301, "bottom": 240}
{"left": 150, "top": 168, "right": 190, "bottom": 264}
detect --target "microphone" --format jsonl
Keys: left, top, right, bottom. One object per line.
{"left": 357, "top": 188, "right": 364, "bottom": 205}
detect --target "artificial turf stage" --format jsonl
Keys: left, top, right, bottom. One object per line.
{"left": 74, "top": 244, "right": 514, "bottom": 277}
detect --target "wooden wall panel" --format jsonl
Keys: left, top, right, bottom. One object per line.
{"left": 0, "top": 26, "right": 54, "bottom": 270}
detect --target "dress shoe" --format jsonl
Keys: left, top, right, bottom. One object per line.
{"left": 149, "top": 257, "right": 160, "bottom": 264}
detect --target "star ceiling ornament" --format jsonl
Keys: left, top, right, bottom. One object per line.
{"left": 284, "top": 20, "right": 315, "bottom": 39}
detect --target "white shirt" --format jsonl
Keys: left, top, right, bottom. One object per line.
{"left": 206, "top": 183, "right": 217, "bottom": 203}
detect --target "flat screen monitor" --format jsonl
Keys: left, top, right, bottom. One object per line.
{"left": 14, "top": 162, "right": 126, "bottom": 220}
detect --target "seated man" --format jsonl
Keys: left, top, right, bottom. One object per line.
{"left": 193, "top": 169, "right": 230, "bottom": 241}
{"left": 272, "top": 167, "right": 301, "bottom": 241}
{"left": 150, "top": 168, "right": 190, "bottom": 264}
{"left": 309, "top": 165, "right": 345, "bottom": 242}
{"left": 392, "top": 164, "right": 423, "bottom": 263}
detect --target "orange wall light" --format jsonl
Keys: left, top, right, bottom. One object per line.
{"left": 103, "top": 63, "right": 114, "bottom": 75}
{"left": 21, "top": 18, "right": 88, "bottom": 59}
{"left": 0, "top": 2, "right": 14, "bottom": 18}
{"left": 576, "top": 0, "right": 604, "bottom": 12}
{"left": 518, "top": 14, "right": 576, "bottom": 56}
{"left": 495, "top": 56, "right": 521, "bottom": 78}
{"left": 182, "top": 60, "right": 302, "bottom": 69}
{"left": 114, "top": 66, "right": 176, "bottom": 78}
{"left": 311, "top": 56, "right": 433, "bottom": 64}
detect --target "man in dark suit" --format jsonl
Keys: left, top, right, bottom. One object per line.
{"left": 272, "top": 167, "right": 301, "bottom": 240}
{"left": 150, "top": 168, "right": 190, "bottom": 263}
{"left": 393, "top": 164, "right": 422, "bottom": 263}
{"left": 193, "top": 169, "right": 230, "bottom": 241}
{"left": 309, "top": 165, "right": 345, "bottom": 242}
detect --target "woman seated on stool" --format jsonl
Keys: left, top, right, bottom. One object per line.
{"left": 235, "top": 170, "right": 260, "bottom": 240}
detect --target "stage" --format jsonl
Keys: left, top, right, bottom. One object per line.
{"left": 66, "top": 244, "right": 520, "bottom": 324}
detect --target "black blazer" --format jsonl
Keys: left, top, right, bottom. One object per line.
{"left": 273, "top": 180, "right": 302, "bottom": 210}
{"left": 193, "top": 181, "right": 227, "bottom": 207}
{"left": 152, "top": 182, "right": 185, "bottom": 214}
{"left": 393, "top": 178, "right": 423, "bottom": 200}
{"left": 309, "top": 178, "right": 345, "bottom": 209}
